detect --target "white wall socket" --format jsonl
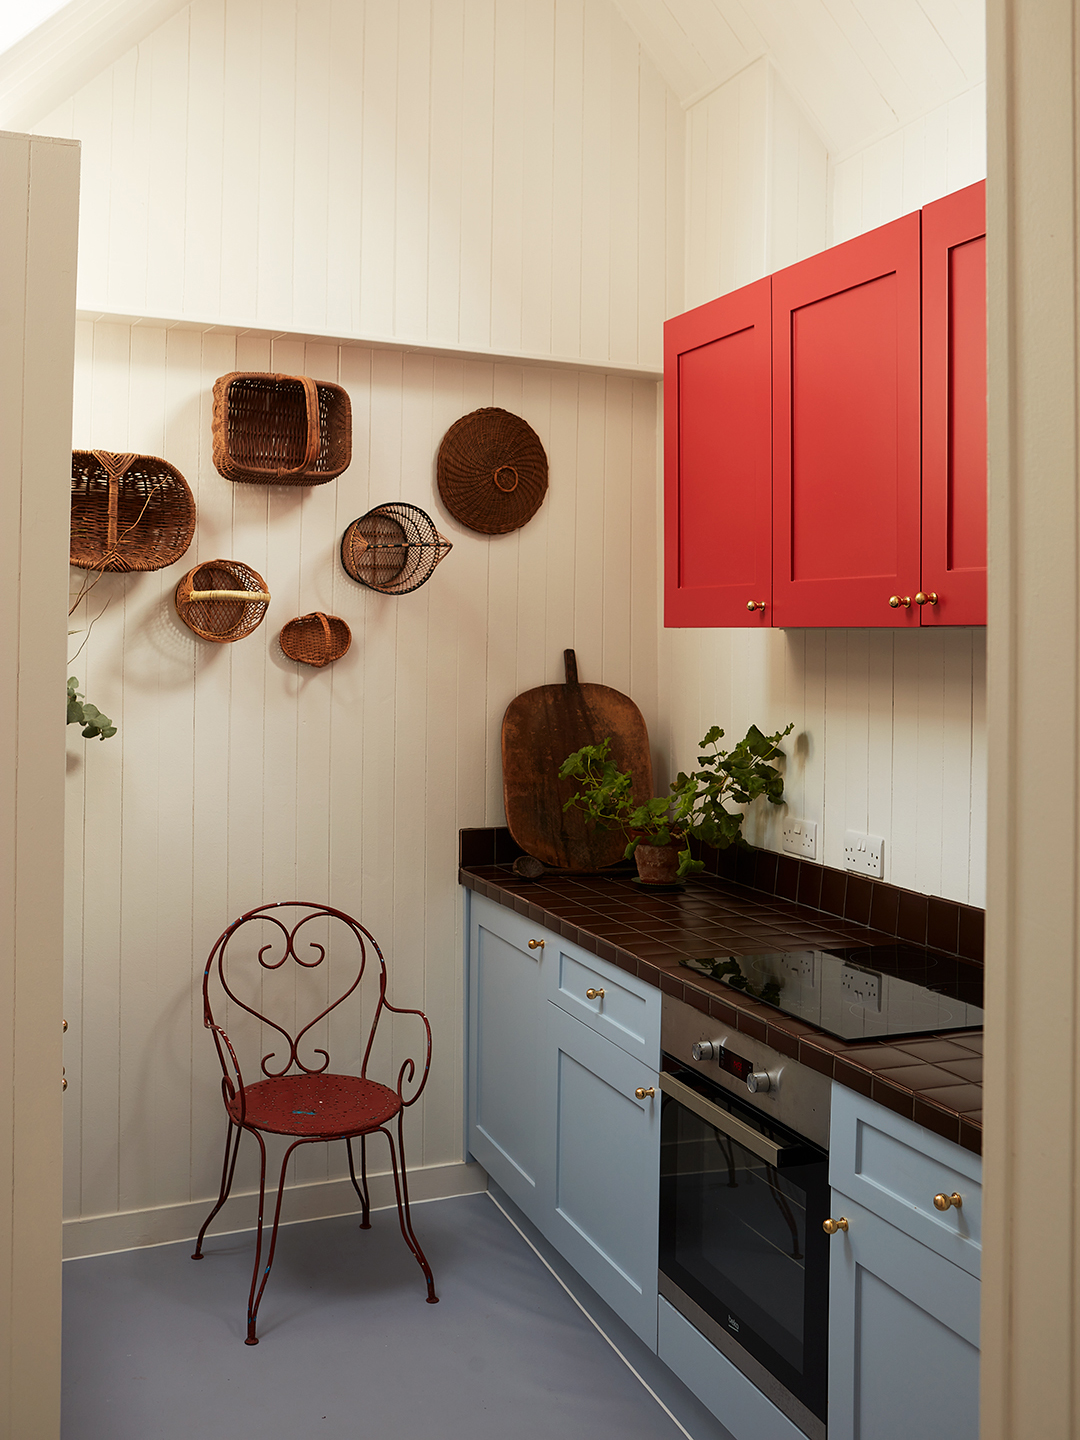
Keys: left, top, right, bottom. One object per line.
{"left": 844, "top": 831, "right": 884, "bottom": 878}
{"left": 782, "top": 820, "right": 818, "bottom": 860}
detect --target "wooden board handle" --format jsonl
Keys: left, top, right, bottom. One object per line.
{"left": 564, "top": 648, "right": 579, "bottom": 686}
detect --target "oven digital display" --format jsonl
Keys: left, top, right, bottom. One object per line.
{"left": 717, "top": 1048, "right": 754, "bottom": 1084}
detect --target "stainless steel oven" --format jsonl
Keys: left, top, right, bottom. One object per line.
{"left": 659, "top": 994, "right": 832, "bottom": 1440}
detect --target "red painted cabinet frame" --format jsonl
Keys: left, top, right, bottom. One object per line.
{"left": 663, "top": 279, "right": 772, "bottom": 628}
{"left": 771, "top": 211, "right": 923, "bottom": 628}
{"left": 921, "top": 180, "right": 987, "bottom": 626}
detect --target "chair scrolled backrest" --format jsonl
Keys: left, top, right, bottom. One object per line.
{"left": 201, "top": 902, "right": 431, "bottom": 1111}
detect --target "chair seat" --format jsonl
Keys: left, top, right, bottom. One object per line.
{"left": 227, "top": 1073, "right": 402, "bottom": 1137}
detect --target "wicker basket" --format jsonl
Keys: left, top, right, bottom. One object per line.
{"left": 436, "top": 407, "right": 548, "bottom": 534}
{"left": 279, "top": 612, "right": 351, "bottom": 667}
{"left": 340, "top": 503, "right": 452, "bottom": 595}
{"left": 70, "top": 450, "right": 196, "bottom": 572}
{"left": 212, "top": 372, "right": 352, "bottom": 485}
{"left": 175, "top": 560, "right": 271, "bottom": 643}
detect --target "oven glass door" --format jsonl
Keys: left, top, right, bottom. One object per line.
{"left": 659, "top": 1057, "right": 830, "bottom": 1423}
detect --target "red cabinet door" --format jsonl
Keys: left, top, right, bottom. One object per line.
{"left": 771, "top": 212, "right": 923, "bottom": 627}
{"left": 663, "top": 278, "right": 772, "bottom": 627}
{"left": 921, "top": 181, "right": 986, "bottom": 626}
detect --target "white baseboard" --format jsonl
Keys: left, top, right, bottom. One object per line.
{"left": 62, "top": 1159, "right": 488, "bottom": 1260}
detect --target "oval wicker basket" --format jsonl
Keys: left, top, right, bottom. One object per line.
{"left": 70, "top": 450, "right": 196, "bottom": 572}
{"left": 174, "top": 560, "right": 271, "bottom": 643}
{"left": 279, "top": 612, "right": 352, "bottom": 667}
{"left": 436, "top": 407, "right": 548, "bottom": 534}
{"left": 340, "top": 503, "right": 452, "bottom": 595}
{"left": 212, "top": 372, "right": 352, "bottom": 485}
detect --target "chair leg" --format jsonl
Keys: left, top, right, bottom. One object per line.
{"left": 382, "top": 1117, "right": 438, "bottom": 1304}
{"left": 346, "top": 1135, "right": 371, "bottom": 1229}
{"left": 191, "top": 1117, "right": 243, "bottom": 1260}
{"left": 245, "top": 1137, "right": 304, "bottom": 1345}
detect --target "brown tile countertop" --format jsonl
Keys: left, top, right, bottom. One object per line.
{"left": 461, "top": 859, "right": 983, "bottom": 1157}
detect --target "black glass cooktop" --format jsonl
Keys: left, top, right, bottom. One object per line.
{"left": 680, "top": 943, "right": 984, "bottom": 1041}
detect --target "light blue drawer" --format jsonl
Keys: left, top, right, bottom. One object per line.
{"left": 547, "top": 940, "right": 661, "bottom": 1066}
{"left": 830, "top": 1084, "right": 982, "bottom": 1277}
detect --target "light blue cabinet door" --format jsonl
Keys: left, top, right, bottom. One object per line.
{"left": 540, "top": 1001, "right": 660, "bottom": 1347}
{"left": 828, "top": 1191, "right": 980, "bottom": 1440}
{"left": 466, "top": 895, "right": 548, "bottom": 1225}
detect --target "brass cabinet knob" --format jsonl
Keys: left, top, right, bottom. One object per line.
{"left": 63, "top": 1018, "right": 68, "bottom": 1033}
{"left": 915, "top": 591, "right": 939, "bottom": 606}
{"left": 933, "top": 1192, "right": 963, "bottom": 1211}
{"left": 527, "top": 938, "right": 545, "bottom": 950}
{"left": 888, "top": 595, "right": 911, "bottom": 608}
{"left": 586, "top": 987, "right": 605, "bottom": 1000}
{"left": 823, "top": 1216, "right": 849, "bottom": 1234}
{"left": 635, "top": 1086, "right": 656, "bottom": 1100}
{"left": 746, "top": 600, "right": 767, "bottom": 612}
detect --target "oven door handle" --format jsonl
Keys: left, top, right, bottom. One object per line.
{"left": 660, "top": 1071, "right": 790, "bottom": 1166}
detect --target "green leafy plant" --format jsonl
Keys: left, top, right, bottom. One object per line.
{"left": 67, "top": 676, "right": 116, "bottom": 741}
{"left": 559, "top": 721, "right": 793, "bottom": 879}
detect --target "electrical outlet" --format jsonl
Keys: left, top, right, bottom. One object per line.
{"left": 782, "top": 820, "right": 818, "bottom": 860}
{"left": 841, "top": 964, "right": 882, "bottom": 1010}
{"left": 782, "top": 950, "right": 816, "bottom": 984}
{"left": 844, "top": 830, "right": 884, "bottom": 878}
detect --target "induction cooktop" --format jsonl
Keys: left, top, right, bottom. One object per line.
{"left": 680, "top": 943, "right": 984, "bottom": 1041}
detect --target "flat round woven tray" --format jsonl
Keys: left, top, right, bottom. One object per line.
{"left": 279, "top": 612, "right": 351, "bottom": 667}
{"left": 175, "top": 560, "right": 271, "bottom": 643}
{"left": 436, "top": 407, "right": 548, "bottom": 534}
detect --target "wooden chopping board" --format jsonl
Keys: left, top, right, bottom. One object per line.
{"left": 501, "top": 650, "right": 653, "bottom": 871}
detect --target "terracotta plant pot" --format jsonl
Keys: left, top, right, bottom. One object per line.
{"left": 634, "top": 842, "right": 681, "bottom": 885}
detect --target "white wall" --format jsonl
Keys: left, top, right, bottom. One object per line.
{"left": 34, "top": 0, "right": 683, "bottom": 369}
{"left": 665, "top": 56, "right": 988, "bottom": 907}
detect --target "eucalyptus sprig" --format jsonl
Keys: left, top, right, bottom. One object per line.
{"left": 67, "top": 677, "right": 117, "bottom": 741}
{"left": 560, "top": 721, "right": 793, "bottom": 879}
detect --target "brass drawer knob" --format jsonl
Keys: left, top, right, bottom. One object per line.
{"left": 746, "top": 600, "right": 766, "bottom": 612}
{"left": 635, "top": 1087, "right": 656, "bottom": 1100}
{"left": 586, "top": 987, "right": 605, "bottom": 1000}
{"left": 823, "top": 1216, "right": 849, "bottom": 1235}
{"left": 915, "top": 591, "right": 938, "bottom": 606}
{"left": 889, "top": 595, "right": 911, "bottom": 608}
{"left": 933, "top": 1192, "right": 963, "bottom": 1211}
{"left": 527, "top": 938, "right": 545, "bottom": 950}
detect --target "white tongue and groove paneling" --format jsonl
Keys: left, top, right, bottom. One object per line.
{"left": 62, "top": 319, "right": 661, "bottom": 1255}
{"left": 31, "top": 0, "right": 683, "bottom": 370}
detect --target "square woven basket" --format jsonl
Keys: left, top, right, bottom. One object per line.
{"left": 212, "top": 372, "right": 352, "bottom": 485}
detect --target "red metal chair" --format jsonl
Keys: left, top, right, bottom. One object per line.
{"left": 191, "top": 901, "right": 438, "bottom": 1343}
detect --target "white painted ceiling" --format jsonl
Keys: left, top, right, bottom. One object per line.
{"left": 608, "top": 0, "right": 985, "bottom": 155}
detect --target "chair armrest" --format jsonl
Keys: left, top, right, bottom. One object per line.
{"left": 207, "top": 1021, "right": 248, "bottom": 1124}
{"left": 381, "top": 1000, "right": 433, "bottom": 1108}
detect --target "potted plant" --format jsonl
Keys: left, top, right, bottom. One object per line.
{"left": 559, "top": 721, "right": 793, "bottom": 884}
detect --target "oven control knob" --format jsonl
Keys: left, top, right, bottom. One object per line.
{"left": 691, "top": 1040, "right": 724, "bottom": 1061}
{"left": 746, "top": 1071, "right": 772, "bottom": 1094}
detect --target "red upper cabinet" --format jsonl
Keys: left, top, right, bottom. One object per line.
{"left": 921, "top": 181, "right": 987, "bottom": 626}
{"left": 663, "top": 278, "right": 772, "bottom": 627}
{"left": 771, "top": 212, "right": 923, "bottom": 627}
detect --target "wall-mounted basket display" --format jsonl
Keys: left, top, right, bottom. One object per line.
{"left": 279, "top": 612, "right": 351, "bottom": 667}
{"left": 175, "top": 560, "right": 271, "bottom": 643}
{"left": 436, "top": 407, "right": 548, "bottom": 534}
{"left": 211, "top": 372, "right": 352, "bottom": 485}
{"left": 340, "top": 503, "right": 452, "bottom": 595}
{"left": 70, "top": 450, "right": 196, "bottom": 572}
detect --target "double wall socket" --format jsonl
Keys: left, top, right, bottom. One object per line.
{"left": 844, "top": 831, "right": 884, "bottom": 879}
{"left": 782, "top": 820, "right": 818, "bottom": 860}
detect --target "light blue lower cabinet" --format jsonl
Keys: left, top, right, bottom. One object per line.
{"left": 658, "top": 1299, "right": 807, "bottom": 1440}
{"left": 827, "top": 1190, "right": 980, "bottom": 1440}
{"left": 539, "top": 1001, "right": 660, "bottom": 1348}
{"left": 466, "top": 896, "right": 548, "bottom": 1226}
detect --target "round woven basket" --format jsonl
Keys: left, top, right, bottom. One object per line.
{"left": 340, "top": 503, "right": 453, "bottom": 595}
{"left": 279, "top": 612, "right": 352, "bottom": 667}
{"left": 70, "top": 450, "right": 196, "bottom": 572}
{"left": 174, "top": 560, "right": 271, "bottom": 643}
{"left": 436, "top": 407, "right": 548, "bottom": 534}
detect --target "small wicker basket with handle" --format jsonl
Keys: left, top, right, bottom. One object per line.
{"left": 70, "top": 450, "right": 196, "bottom": 572}
{"left": 279, "top": 612, "right": 351, "bottom": 667}
{"left": 175, "top": 560, "right": 271, "bottom": 643}
{"left": 212, "top": 372, "right": 352, "bottom": 485}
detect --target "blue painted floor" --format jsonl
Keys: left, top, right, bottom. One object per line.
{"left": 62, "top": 1190, "right": 734, "bottom": 1440}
